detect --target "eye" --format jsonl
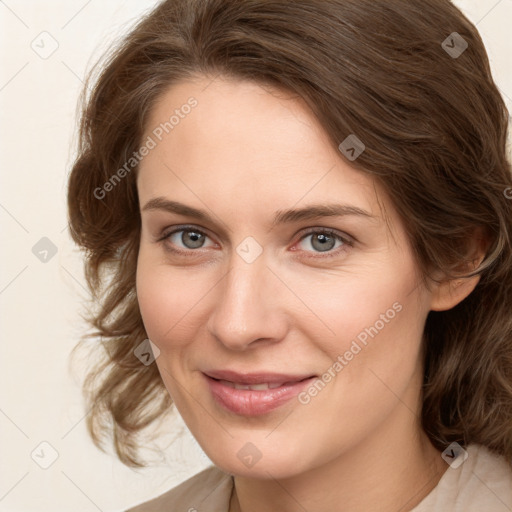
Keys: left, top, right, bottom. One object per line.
{"left": 156, "top": 225, "right": 352, "bottom": 257}
{"left": 159, "top": 226, "right": 216, "bottom": 252}
{"left": 295, "top": 229, "right": 352, "bottom": 255}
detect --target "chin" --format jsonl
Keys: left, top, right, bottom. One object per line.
{"left": 198, "top": 433, "right": 319, "bottom": 480}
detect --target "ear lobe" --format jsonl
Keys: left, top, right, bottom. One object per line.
{"left": 430, "top": 274, "right": 481, "bottom": 311}
{"left": 429, "top": 227, "right": 489, "bottom": 312}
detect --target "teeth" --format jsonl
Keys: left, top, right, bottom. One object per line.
{"left": 219, "top": 380, "right": 285, "bottom": 390}
{"left": 219, "top": 379, "right": 236, "bottom": 388}
{"left": 234, "top": 383, "right": 253, "bottom": 390}
{"left": 244, "top": 383, "right": 269, "bottom": 390}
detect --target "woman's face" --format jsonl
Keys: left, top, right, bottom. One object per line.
{"left": 136, "top": 76, "right": 435, "bottom": 478}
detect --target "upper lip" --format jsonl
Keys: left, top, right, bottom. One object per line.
{"left": 204, "top": 369, "right": 316, "bottom": 385}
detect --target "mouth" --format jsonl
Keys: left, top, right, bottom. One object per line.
{"left": 203, "top": 369, "right": 317, "bottom": 416}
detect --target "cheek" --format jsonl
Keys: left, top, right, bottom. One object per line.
{"left": 286, "top": 262, "right": 428, "bottom": 419}
{"left": 292, "top": 279, "right": 426, "bottom": 456}
{"left": 284, "top": 260, "right": 421, "bottom": 357}
{"left": 313, "top": 280, "right": 426, "bottom": 417}
{"left": 135, "top": 249, "right": 211, "bottom": 349}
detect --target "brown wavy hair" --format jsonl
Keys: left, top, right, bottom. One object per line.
{"left": 67, "top": 0, "right": 512, "bottom": 467}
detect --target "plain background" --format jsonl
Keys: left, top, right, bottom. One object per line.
{"left": 0, "top": 1, "right": 511, "bottom": 511}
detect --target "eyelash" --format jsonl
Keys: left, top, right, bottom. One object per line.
{"left": 157, "top": 225, "right": 354, "bottom": 259}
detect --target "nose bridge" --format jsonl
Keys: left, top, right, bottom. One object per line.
{"left": 208, "top": 252, "right": 284, "bottom": 349}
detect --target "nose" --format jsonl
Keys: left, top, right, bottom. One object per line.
{"left": 206, "top": 253, "right": 289, "bottom": 351}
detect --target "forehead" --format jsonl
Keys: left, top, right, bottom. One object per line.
{"left": 142, "top": 75, "right": 338, "bottom": 173}
{"left": 138, "top": 76, "right": 397, "bottom": 235}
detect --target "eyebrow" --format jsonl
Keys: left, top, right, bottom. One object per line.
{"left": 141, "top": 197, "right": 375, "bottom": 228}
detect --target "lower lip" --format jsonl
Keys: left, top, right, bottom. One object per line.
{"left": 205, "top": 375, "right": 315, "bottom": 416}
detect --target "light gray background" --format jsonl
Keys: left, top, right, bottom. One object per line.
{"left": 1, "top": 1, "right": 511, "bottom": 511}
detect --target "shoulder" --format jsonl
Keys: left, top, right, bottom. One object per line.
{"left": 125, "top": 466, "right": 233, "bottom": 512}
{"left": 413, "top": 444, "right": 512, "bottom": 512}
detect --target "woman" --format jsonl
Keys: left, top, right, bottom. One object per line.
{"left": 67, "top": 0, "right": 512, "bottom": 510}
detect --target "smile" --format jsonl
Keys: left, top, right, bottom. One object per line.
{"left": 203, "top": 370, "right": 316, "bottom": 416}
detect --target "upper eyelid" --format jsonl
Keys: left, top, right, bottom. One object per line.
{"left": 160, "top": 224, "right": 210, "bottom": 238}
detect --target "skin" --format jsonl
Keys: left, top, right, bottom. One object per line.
{"left": 136, "top": 75, "right": 482, "bottom": 512}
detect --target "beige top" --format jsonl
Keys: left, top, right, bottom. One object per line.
{"left": 126, "top": 444, "right": 512, "bottom": 511}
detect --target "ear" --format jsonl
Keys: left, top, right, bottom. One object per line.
{"left": 430, "top": 227, "right": 489, "bottom": 312}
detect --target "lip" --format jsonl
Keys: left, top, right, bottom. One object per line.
{"left": 203, "top": 370, "right": 316, "bottom": 416}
